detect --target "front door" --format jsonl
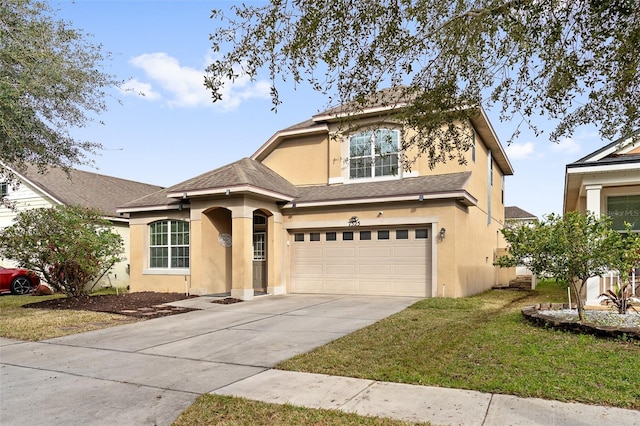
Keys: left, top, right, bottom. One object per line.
{"left": 252, "top": 231, "right": 267, "bottom": 292}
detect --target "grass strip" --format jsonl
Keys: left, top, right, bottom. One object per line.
{"left": 278, "top": 281, "right": 640, "bottom": 409}
{"left": 173, "top": 394, "right": 429, "bottom": 426}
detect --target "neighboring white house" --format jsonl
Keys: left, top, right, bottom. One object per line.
{"left": 505, "top": 205, "right": 537, "bottom": 228}
{"left": 504, "top": 206, "right": 537, "bottom": 277}
{"left": 564, "top": 130, "right": 640, "bottom": 306}
{"left": 0, "top": 164, "right": 163, "bottom": 289}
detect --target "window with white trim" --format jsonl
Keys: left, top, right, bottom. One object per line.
{"left": 349, "top": 129, "right": 399, "bottom": 179}
{"left": 0, "top": 182, "right": 8, "bottom": 198}
{"left": 149, "top": 220, "right": 189, "bottom": 268}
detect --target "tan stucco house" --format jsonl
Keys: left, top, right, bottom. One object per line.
{"left": 0, "top": 164, "right": 163, "bottom": 289}
{"left": 564, "top": 130, "right": 640, "bottom": 305}
{"left": 119, "top": 100, "right": 514, "bottom": 300}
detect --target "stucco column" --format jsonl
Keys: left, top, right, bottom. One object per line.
{"left": 585, "top": 184, "right": 602, "bottom": 216}
{"left": 188, "top": 217, "right": 201, "bottom": 294}
{"left": 230, "top": 205, "right": 254, "bottom": 300}
{"left": 267, "top": 212, "right": 285, "bottom": 295}
{"left": 585, "top": 184, "right": 603, "bottom": 306}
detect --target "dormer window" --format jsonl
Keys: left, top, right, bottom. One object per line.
{"left": 349, "top": 129, "right": 399, "bottom": 180}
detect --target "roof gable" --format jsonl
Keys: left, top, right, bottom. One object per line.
{"left": 569, "top": 130, "right": 640, "bottom": 166}
{"left": 164, "top": 158, "right": 298, "bottom": 200}
{"left": 252, "top": 89, "right": 513, "bottom": 176}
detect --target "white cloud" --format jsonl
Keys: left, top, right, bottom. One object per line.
{"left": 128, "top": 52, "right": 270, "bottom": 110}
{"left": 505, "top": 142, "right": 535, "bottom": 160}
{"left": 551, "top": 137, "right": 581, "bottom": 155}
{"left": 118, "top": 78, "right": 161, "bottom": 100}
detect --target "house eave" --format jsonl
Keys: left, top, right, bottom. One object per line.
{"left": 116, "top": 204, "right": 182, "bottom": 214}
{"left": 283, "top": 191, "right": 477, "bottom": 209}
{"left": 167, "top": 185, "right": 295, "bottom": 202}
{"left": 311, "top": 103, "right": 410, "bottom": 123}
{"left": 566, "top": 161, "right": 640, "bottom": 174}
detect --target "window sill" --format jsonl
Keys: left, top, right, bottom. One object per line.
{"left": 345, "top": 174, "right": 402, "bottom": 184}
{"left": 143, "top": 268, "right": 190, "bottom": 276}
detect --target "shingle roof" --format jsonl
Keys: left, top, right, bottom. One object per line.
{"left": 16, "top": 164, "right": 163, "bottom": 218}
{"left": 505, "top": 206, "right": 537, "bottom": 221}
{"left": 167, "top": 158, "right": 298, "bottom": 196}
{"left": 120, "top": 159, "right": 473, "bottom": 210}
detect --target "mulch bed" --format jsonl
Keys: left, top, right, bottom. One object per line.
{"left": 211, "top": 297, "right": 243, "bottom": 305}
{"left": 23, "top": 292, "right": 199, "bottom": 319}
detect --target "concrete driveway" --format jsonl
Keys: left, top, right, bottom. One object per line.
{"left": 0, "top": 294, "right": 419, "bottom": 426}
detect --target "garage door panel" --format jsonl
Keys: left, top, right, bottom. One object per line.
{"left": 357, "top": 264, "right": 391, "bottom": 275}
{"left": 325, "top": 264, "right": 357, "bottom": 275}
{"left": 325, "top": 279, "right": 356, "bottom": 292}
{"left": 393, "top": 264, "right": 428, "bottom": 275}
{"left": 357, "top": 280, "right": 392, "bottom": 293}
{"left": 358, "top": 246, "right": 392, "bottom": 257}
{"left": 325, "top": 247, "right": 356, "bottom": 258}
{"left": 293, "top": 280, "right": 325, "bottom": 292}
{"left": 295, "top": 247, "right": 324, "bottom": 258}
{"left": 294, "top": 264, "right": 324, "bottom": 275}
{"left": 393, "top": 246, "right": 431, "bottom": 260}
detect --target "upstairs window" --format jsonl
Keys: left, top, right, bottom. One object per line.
{"left": 149, "top": 220, "right": 190, "bottom": 269}
{"left": 349, "top": 129, "right": 399, "bottom": 180}
{"left": 607, "top": 195, "right": 640, "bottom": 232}
{"left": 0, "top": 182, "right": 7, "bottom": 198}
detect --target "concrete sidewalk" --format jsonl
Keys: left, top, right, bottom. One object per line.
{"left": 213, "top": 369, "right": 640, "bottom": 426}
{"left": 1, "top": 293, "right": 639, "bottom": 426}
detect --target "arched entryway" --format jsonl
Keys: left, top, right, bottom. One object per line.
{"left": 201, "top": 207, "right": 232, "bottom": 295}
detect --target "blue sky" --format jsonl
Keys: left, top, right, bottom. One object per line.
{"left": 54, "top": 0, "right": 606, "bottom": 218}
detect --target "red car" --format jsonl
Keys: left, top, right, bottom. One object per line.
{"left": 0, "top": 266, "right": 41, "bottom": 295}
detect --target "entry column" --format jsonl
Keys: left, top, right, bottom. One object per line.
{"left": 585, "top": 184, "right": 602, "bottom": 306}
{"left": 230, "top": 205, "right": 254, "bottom": 300}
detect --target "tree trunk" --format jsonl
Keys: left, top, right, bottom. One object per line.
{"left": 570, "top": 279, "right": 585, "bottom": 322}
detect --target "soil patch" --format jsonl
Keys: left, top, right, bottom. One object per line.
{"left": 24, "top": 292, "right": 199, "bottom": 319}
{"left": 211, "top": 297, "right": 243, "bottom": 305}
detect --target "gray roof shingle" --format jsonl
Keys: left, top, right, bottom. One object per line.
{"left": 121, "top": 163, "right": 473, "bottom": 210}
{"left": 295, "top": 172, "right": 472, "bottom": 203}
{"left": 16, "top": 164, "right": 163, "bottom": 218}
{"left": 166, "top": 158, "right": 299, "bottom": 197}
{"left": 505, "top": 206, "right": 537, "bottom": 220}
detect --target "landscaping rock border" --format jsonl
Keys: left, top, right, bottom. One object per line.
{"left": 522, "top": 304, "right": 640, "bottom": 341}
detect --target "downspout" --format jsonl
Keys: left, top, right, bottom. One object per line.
{"left": 487, "top": 149, "right": 492, "bottom": 225}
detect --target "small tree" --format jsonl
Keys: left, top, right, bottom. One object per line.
{"left": 1, "top": 0, "right": 120, "bottom": 188}
{"left": 0, "top": 205, "right": 124, "bottom": 297}
{"left": 496, "top": 211, "right": 640, "bottom": 321}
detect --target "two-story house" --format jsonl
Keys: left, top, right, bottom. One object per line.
{"left": 119, "top": 99, "right": 514, "bottom": 299}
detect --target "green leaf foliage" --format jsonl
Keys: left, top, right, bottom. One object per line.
{"left": 496, "top": 211, "right": 640, "bottom": 320}
{"left": 206, "top": 0, "right": 639, "bottom": 164}
{"left": 0, "top": 205, "right": 124, "bottom": 297}
{"left": 0, "top": 0, "right": 119, "bottom": 184}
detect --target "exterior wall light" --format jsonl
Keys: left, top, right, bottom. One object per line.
{"left": 418, "top": 194, "right": 424, "bottom": 202}
{"left": 439, "top": 227, "right": 446, "bottom": 240}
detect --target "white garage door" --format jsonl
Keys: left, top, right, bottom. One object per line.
{"left": 290, "top": 227, "right": 432, "bottom": 297}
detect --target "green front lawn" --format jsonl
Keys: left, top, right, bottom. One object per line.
{"left": 0, "top": 289, "right": 138, "bottom": 341}
{"left": 277, "top": 280, "right": 640, "bottom": 409}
